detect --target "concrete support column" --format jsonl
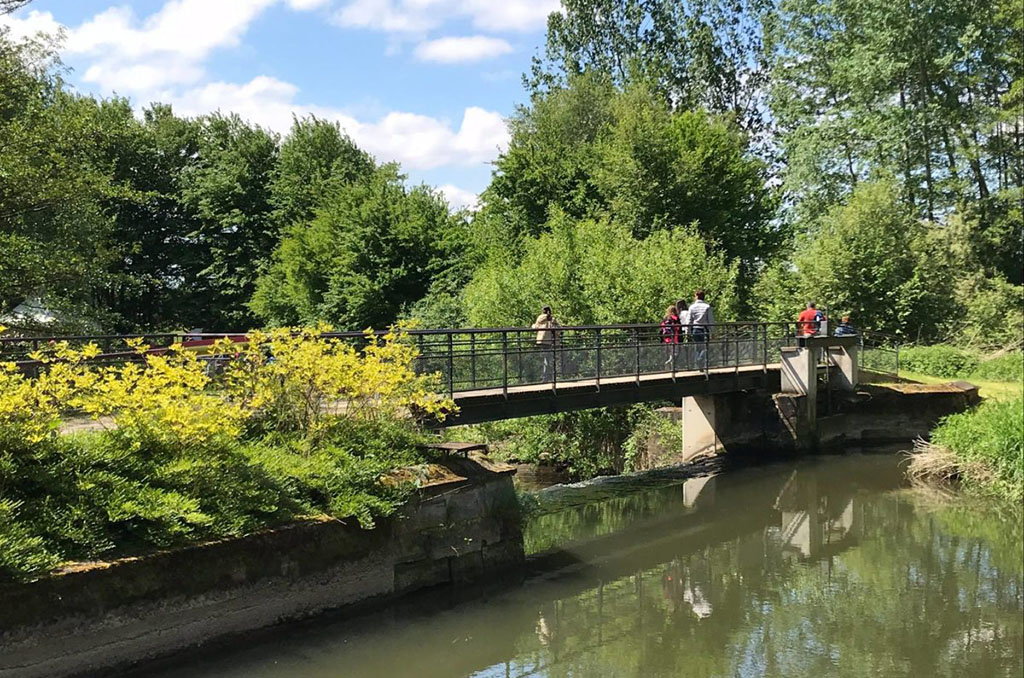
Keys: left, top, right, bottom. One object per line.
{"left": 780, "top": 346, "right": 818, "bottom": 397}
{"left": 682, "top": 394, "right": 718, "bottom": 462}
{"left": 828, "top": 344, "right": 858, "bottom": 391}
{"left": 780, "top": 346, "right": 818, "bottom": 441}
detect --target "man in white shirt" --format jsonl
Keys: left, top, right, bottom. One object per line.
{"left": 687, "top": 290, "right": 714, "bottom": 367}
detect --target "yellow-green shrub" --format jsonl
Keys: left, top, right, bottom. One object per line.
{"left": 0, "top": 326, "right": 454, "bottom": 581}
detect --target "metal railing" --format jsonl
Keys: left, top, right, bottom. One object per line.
{"left": 857, "top": 331, "right": 901, "bottom": 376}
{"left": 2, "top": 322, "right": 820, "bottom": 396}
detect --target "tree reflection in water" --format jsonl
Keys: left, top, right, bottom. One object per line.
{"left": 141, "top": 455, "right": 1023, "bottom": 678}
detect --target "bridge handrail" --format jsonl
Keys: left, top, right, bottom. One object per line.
{"left": 3, "top": 321, "right": 902, "bottom": 393}
{"left": 0, "top": 320, "right": 805, "bottom": 345}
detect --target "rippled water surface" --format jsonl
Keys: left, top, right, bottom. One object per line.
{"left": 146, "top": 454, "right": 1023, "bottom": 678}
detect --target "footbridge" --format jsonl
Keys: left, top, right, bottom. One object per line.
{"left": 394, "top": 323, "right": 893, "bottom": 427}
{"left": 5, "top": 322, "right": 898, "bottom": 437}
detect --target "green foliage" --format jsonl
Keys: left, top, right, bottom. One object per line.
{"left": 947, "top": 273, "right": 1024, "bottom": 349}
{"left": 270, "top": 116, "right": 374, "bottom": 230}
{"left": 252, "top": 165, "right": 467, "bottom": 330}
{"left": 456, "top": 404, "right": 669, "bottom": 479}
{"left": 752, "top": 180, "right": 950, "bottom": 337}
{"left": 482, "top": 78, "right": 778, "bottom": 278}
{"left": 622, "top": 407, "right": 682, "bottom": 472}
{"left": 463, "top": 215, "right": 738, "bottom": 326}
{"left": 0, "top": 330, "right": 448, "bottom": 581}
{"left": 900, "top": 345, "right": 980, "bottom": 379}
{"left": 931, "top": 397, "right": 1024, "bottom": 501}
{"left": 899, "top": 345, "right": 1023, "bottom": 383}
{"left": 969, "top": 352, "right": 1024, "bottom": 383}
{"left": 181, "top": 114, "right": 279, "bottom": 329}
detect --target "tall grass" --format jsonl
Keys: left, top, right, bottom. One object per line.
{"left": 909, "top": 397, "right": 1024, "bottom": 501}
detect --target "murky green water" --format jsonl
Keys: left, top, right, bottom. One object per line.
{"left": 146, "top": 454, "right": 1023, "bottom": 678}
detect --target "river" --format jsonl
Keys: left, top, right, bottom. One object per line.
{"left": 141, "top": 453, "right": 1023, "bottom": 678}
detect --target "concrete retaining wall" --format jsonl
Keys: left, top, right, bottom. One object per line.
{"left": 644, "top": 382, "right": 981, "bottom": 467}
{"left": 0, "top": 453, "right": 523, "bottom": 678}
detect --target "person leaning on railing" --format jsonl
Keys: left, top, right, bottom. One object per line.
{"left": 835, "top": 315, "right": 858, "bottom": 336}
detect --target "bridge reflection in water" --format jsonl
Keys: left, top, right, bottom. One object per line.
{"left": 139, "top": 454, "right": 1023, "bottom": 678}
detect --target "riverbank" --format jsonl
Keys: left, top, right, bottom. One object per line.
{"left": 0, "top": 453, "right": 523, "bottom": 678}
{"left": 909, "top": 395, "right": 1024, "bottom": 502}
{"left": 897, "top": 348, "right": 1023, "bottom": 500}
{"left": 0, "top": 328, "right": 454, "bottom": 582}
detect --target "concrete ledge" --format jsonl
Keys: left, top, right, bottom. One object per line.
{"left": 0, "top": 452, "right": 523, "bottom": 678}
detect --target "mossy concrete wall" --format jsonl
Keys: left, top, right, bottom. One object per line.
{"left": 644, "top": 382, "right": 981, "bottom": 467}
{"left": 0, "top": 453, "right": 523, "bottom": 678}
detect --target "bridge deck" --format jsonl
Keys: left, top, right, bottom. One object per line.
{"left": 445, "top": 363, "right": 793, "bottom": 426}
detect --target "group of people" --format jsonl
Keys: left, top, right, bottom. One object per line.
{"left": 797, "top": 302, "right": 857, "bottom": 337}
{"left": 527, "top": 292, "right": 858, "bottom": 379}
{"left": 657, "top": 290, "right": 715, "bottom": 346}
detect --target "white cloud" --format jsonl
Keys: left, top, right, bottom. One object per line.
{"left": 1, "top": 1, "right": 511, "bottom": 176}
{"left": 169, "top": 76, "right": 509, "bottom": 170}
{"left": 3, "top": 0, "right": 328, "bottom": 92}
{"left": 438, "top": 184, "right": 479, "bottom": 210}
{"left": 286, "top": 0, "right": 331, "bottom": 8}
{"left": 0, "top": 9, "right": 63, "bottom": 41}
{"left": 333, "top": 0, "right": 559, "bottom": 34}
{"left": 415, "top": 35, "right": 512, "bottom": 63}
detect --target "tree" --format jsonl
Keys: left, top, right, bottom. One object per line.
{"left": 0, "top": 1, "right": 33, "bottom": 15}
{"left": 180, "top": 114, "right": 279, "bottom": 329}
{"left": 482, "top": 80, "right": 778, "bottom": 285}
{"left": 769, "top": 0, "right": 1022, "bottom": 224}
{"left": 252, "top": 165, "right": 466, "bottom": 330}
{"left": 90, "top": 102, "right": 206, "bottom": 330}
{"left": 531, "top": 0, "right": 775, "bottom": 139}
{"left": 463, "top": 213, "right": 739, "bottom": 327}
{"left": 752, "top": 180, "right": 951, "bottom": 338}
{"left": 270, "top": 116, "right": 374, "bottom": 230}
{"left": 0, "top": 31, "right": 118, "bottom": 329}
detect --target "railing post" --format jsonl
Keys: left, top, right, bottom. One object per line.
{"left": 446, "top": 332, "right": 454, "bottom": 396}
{"left": 502, "top": 331, "right": 509, "bottom": 397}
{"left": 704, "top": 327, "right": 710, "bottom": 376}
{"left": 596, "top": 328, "right": 602, "bottom": 388}
{"left": 551, "top": 340, "right": 557, "bottom": 392}
{"left": 762, "top": 324, "right": 768, "bottom": 371}
{"left": 635, "top": 328, "right": 641, "bottom": 384}
{"left": 417, "top": 334, "right": 424, "bottom": 375}
{"left": 470, "top": 333, "right": 476, "bottom": 389}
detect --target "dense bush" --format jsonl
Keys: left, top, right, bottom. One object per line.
{"left": 899, "top": 345, "right": 980, "bottom": 378}
{"left": 462, "top": 216, "right": 739, "bottom": 327}
{"left": 454, "top": 404, "right": 672, "bottom": 479}
{"left": 900, "top": 345, "right": 1023, "bottom": 383}
{"left": 969, "top": 352, "right": 1024, "bottom": 383}
{"left": 0, "top": 328, "right": 452, "bottom": 581}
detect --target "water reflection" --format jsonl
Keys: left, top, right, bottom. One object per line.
{"left": 144, "top": 455, "right": 1023, "bottom": 678}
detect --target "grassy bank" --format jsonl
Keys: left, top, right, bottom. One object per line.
{"left": 909, "top": 396, "right": 1024, "bottom": 501}
{"left": 0, "top": 328, "right": 453, "bottom": 582}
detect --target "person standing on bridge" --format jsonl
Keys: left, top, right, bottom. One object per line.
{"left": 687, "top": 290, "right": 714, "bottom": 368}
{"left": 661, "top": 305, "right": 682, "bottom": 366}
{"left": 797, "top": 302, "right": 821, "bottom": 336}
{"left": 532, "top": 305, "right": 561, "bottom": 381}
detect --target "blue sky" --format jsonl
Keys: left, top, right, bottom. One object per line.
{"left": 1, "top": 0, "right": 560, "bottom": 207}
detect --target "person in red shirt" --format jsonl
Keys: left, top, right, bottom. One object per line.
{"left": 798, "top": 302, "right": 822, "bottom": 336}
